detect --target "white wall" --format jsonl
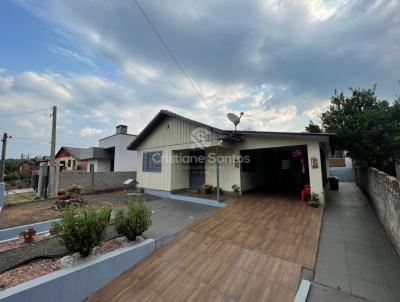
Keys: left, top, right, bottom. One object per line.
{"left": 99, "top": 134, "right": 137, "bottom": 172}
{"left": 86, "top": 159, "right": 111, "bottom": 172}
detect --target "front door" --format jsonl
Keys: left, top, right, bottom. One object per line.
{"left": 189, "top": 150, "right": 206, "bottom": 189}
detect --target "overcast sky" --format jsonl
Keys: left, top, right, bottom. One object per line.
{"left": 0, "top": 0, "right": 399, "bottom": 158}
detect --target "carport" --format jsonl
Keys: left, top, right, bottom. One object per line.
{"left": 240, "top": 145, "right": 311, "bottom": 195}
{"left": 240, "top": 145, "right": 310, "bottom": 193}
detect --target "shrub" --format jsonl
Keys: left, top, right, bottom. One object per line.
{"left": 53, "top": 205, "right": 112, "bottom": 257}
{"left": 114, "top": 202, "right": 152, "bottom": 241}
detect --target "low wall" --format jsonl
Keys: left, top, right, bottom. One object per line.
{"left": 0, "top": 239, "right": 155, "bottom": 302}
{"left": 356, "top": 166, "right": 400, "bottom": 255}
{"left": 0, "top": 219, "right": 60, "bottom": 242}
{"left": 58, "top": 171, "right": 136, "bottom": 193}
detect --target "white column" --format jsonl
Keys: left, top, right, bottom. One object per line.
{"left": 307, "top": 142, "right": 325, "bottom": 204}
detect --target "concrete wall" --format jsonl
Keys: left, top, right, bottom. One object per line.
{"left": 58, "top": 171, "right": 136, "bottom": 193}
{"left": 356, "top": 166, "right": 400, "bottom": 255}
{"left": 0, "top": 239, "right": 155, "bottom": 302}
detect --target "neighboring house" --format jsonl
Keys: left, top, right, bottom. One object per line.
{"left": 96, "top": 125, "right": 137, "bottom": 172}
{"left": 128, "top": 110, "right": 333, "bottom": 203}
{"left": 55, "top": 125, "right": 137, "bottom": 173}
{"left": 19, "top": 162, "right": 34, "bottom": 177}
{"left": 56, "top": 147, "right": 87, "bottom": 171}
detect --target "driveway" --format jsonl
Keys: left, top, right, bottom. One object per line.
{"left": 86, "top": 193, "right": 323, "bottom": 302}
{"left": 308, "top": 182, "right": 400, "bottom": 302}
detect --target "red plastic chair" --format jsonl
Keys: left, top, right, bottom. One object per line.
{"left": 301, "top": 184, "right": 311, "bottom": 204}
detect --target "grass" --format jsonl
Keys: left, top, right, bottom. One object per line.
{"left": 4, "top": 191, "right": 39, "bottom": 205}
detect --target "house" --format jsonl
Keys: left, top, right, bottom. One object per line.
{"left": 94, "top": 125, "right": 137, "bottom": 172}
{"left": 55, "top": 125, "right": 138, "bottom": 173}
{"left": 128, "top": 110, "right": 333, "bottom": 203}
{"left": 56, "top": 147, "right": 87, "bottom": 171}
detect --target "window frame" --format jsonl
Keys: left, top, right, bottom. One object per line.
{"left": 142, "top": 151, "right": 162, "bottom": 172}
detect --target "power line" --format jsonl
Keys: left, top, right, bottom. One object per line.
{"left": 133, "top": 0, "right": 210, "bottom": 110}
{"left": 0, "top": 108, "right": 51, "bottom": 117}
{"left": 12, "top": 136, "right": 50, "bottom": 143}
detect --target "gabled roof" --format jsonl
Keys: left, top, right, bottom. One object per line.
{"left": 55, "top": 147, "right": 87, "bottom": 160}
{"left": 127, "top": 110, "right": 335, "bottom": 150}
{"left": 127, "top": 110, "right": 242, "bottom": 150}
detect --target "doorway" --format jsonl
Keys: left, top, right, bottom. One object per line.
{"left": 189, "top": 150, "right": 205, "bottom": 189}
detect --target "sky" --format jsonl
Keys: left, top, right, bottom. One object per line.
{"left": 0, "top": 0, "right": 399, "bottom": 158}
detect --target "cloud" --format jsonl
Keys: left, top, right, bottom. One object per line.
{"left": 3, "top": 0, "right": 399, "bottom": 156}
{"left": 47, "top": 44, "right": 97, "bottom": 68}
{"left": 80, "top": 127, "right": 103, "bottom": 137}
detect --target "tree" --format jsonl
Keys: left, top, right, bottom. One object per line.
{"left": 305, "top": 120, "right": 323, "bottom": 133}
{"left": 321, "top": 86, "right": 400, "bottom": 174}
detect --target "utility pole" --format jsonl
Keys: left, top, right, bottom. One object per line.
{"left": 48, "top": 106, "right": 57, "bottom": 198}
{"left": 0, "top": 133, "right": 8, "bottom": 183}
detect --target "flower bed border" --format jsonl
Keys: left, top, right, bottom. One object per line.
{"left": 0, "top": 239, "right": 155, "bottom": 302}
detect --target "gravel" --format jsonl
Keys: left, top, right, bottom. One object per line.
{"left": 0, "top": 236, "right": 138, "bottom": 291}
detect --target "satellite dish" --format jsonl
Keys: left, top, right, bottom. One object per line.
{"left": 227, "top": 112, "right": 244, "bottom": 131}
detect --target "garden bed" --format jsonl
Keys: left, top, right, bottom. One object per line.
{"left": 0, "top": 192, "right": 158, "bottom": 230}
{"left": 0, "top": 236, "right": 134, "bottom": 290}
{"left": 0, "top": 239, "right": 155, "bottom": 302}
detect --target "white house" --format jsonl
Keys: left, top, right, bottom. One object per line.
{"left": 128, "top": 110, "right": 334, "bottom": 203}
{"left": 83, "top": 125, "right": 138, "bottom": 172}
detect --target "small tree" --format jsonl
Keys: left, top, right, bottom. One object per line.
{"left": 114, "top": 202, "right": 152, "bottom": 241}
{"left": 321, "top": 86, "right": 400, "bottom": 174}
{"left": 305, "top": 120, "right": 323, "bottom": 133}
{"left": 53, "top": 205, "right": 112, "bottom": 257}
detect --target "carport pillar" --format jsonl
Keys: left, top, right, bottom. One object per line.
{"left": 307, "top": 142, "right": 325, "bottom": 204}
{"left": 216, "top": 145, "right": 220, "bottom": 202}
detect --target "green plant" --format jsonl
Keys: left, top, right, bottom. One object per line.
{"left": 232, "top": 184, "right": 240, "bottom": 194}
{"left": 114, "top": 202, "right": 152, "bottom": 241}
{"left": 58, "top": 188, "right": 66, "bottom": 196}
{"left": 68, "top": 184, "right": 81, "bottom": 194}
{"left": 203, "top": 183, "right": 213, "bottom": 194}
{"left": 309, "top": 192, "right": 321, "bottom": 208}
{"left": 53, "top": 205, "right": 111, "bottom": 257}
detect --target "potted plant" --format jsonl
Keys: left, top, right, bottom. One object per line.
{"left": 203, "top": 183, "right": 213, "bottom": 194}
{"left": 19, "top": 227, "right": 37, "bottom": 243}
{"left": 328, "top": 176, "right": 339, "bottom": 190}
{"left": 309, "top": 192, "right": 320, "bottom": 208}
{"left": 68, "top": 184, "right": 81, "bottom": 199}
{"left": 232, "top": 184, "right": 240, "bottom": 198}
{"left": 58, "top": 188, "right": 68, "bottom": 200}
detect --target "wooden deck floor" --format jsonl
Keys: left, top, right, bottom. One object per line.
{"left": 86, "top": 193, "right": 323, "bottom": 302}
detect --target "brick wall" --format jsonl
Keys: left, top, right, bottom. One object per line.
{"left": 356, "top": 166, "right": 400, "bottom": 255}
{"left": 58, "top": 171, "right": 137, "bottom": 193}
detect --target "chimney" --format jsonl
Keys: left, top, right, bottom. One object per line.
{"left": 116, "top": 125, "right": 128, "bottom": 134}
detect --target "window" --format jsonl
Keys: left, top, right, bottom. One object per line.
{"left": 67, "top": 159, "right": 71, "bottom": 168}
{"left": 241, "top": 150, "right": 256, "bottom": 172}
{"left": 143, "top": 151, "right": 162, "bottom": 172}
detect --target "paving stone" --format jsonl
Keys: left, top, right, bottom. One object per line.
{"left": 348, "top": 261, "right": 387, "bottom": 285}
{"left": 350, "top": 276, "right": 396, "bottom": 302}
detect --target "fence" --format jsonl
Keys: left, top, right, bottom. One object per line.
{"left": 355, "top": 166, "right": 400, "bottom": 255}
{"left": 58, "top": 171, "right": 137, "bottom": 193}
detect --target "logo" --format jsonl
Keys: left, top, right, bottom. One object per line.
{"left": 191, "top": 127, "right": 212, "bottom": 148}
